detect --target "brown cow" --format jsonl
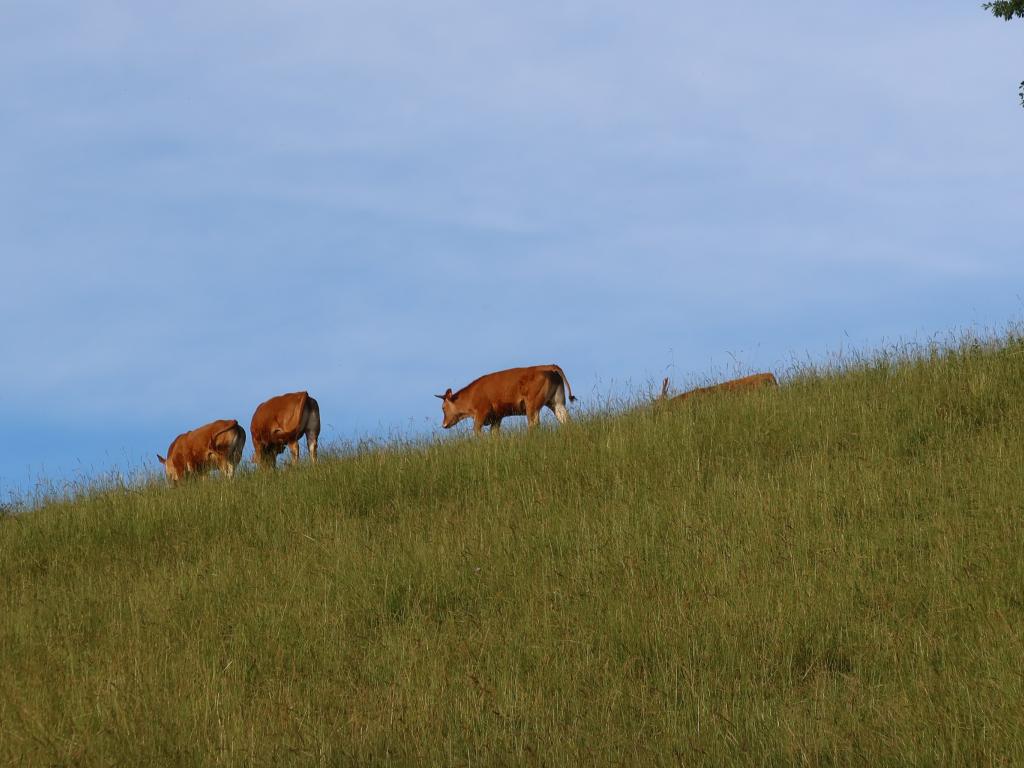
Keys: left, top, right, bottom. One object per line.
{"left": 157, "top": 419, "right": 246, "bottom": 484}
{"left": 436, "top": 364, "right": 576, "bottom": 434}
{"left": 250, "top": 391, "right": 320, "bottom": 468}
{"left": 661, "top": 372, "right": 778, "bottom": 403}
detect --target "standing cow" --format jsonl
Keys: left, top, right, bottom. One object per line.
{"left": 435, "top": 364, "right": 576, "bottom": 434}
{"left": 250, "top": 390, "right": 321, "bottom": 468}
{"left": 157, "top": 419, "right": 246, "bottom": 484}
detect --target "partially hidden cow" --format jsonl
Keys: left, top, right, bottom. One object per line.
{"left": 436, "top": 364, "right": 577, "bottom": 433}
{"left": 250, "top": 391, "right": 320, "bottom": 468}
{"left": 157, "top": 419, "right": 246, "bottom": 484}
{"left": 661, "top": 372, "right": 778, "bottom": 403}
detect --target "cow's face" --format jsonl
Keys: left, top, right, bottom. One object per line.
{"left": 253, "top": 441, "right": 285, "bottom": 469}
{"left": 157, "top": 453, "right": 184, "bottom": 484}
{"left": 435, "top": 388, "right": 467, "bottom": 429}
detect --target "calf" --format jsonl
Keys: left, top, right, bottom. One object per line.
{"left": 157, "top": 419, "right": 246, "bottom": 484}
{"left": 661, "top": 372, "right": 778, "bottom": 403}
{"left": 436, "top": 364, "right": 576, "bottom": 434}
{"left": 250, "top": 391, "right": 320, "bottom": 468}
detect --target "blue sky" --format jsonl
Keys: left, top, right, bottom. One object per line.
{"left": 1, "top": 2, "right": 1021, "bottom": 499}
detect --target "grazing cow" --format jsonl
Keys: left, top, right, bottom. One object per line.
{"left": 157, "top": 419, "right": 246, "bottom": 484}
{"left": 250, "top": 391, "right": 321, "bottom": 468}
{"left": 436, "top": 364, "right": 577, "bottom": 433}
{"left": 661, "top": 372, "right": 778, "bottom": 403}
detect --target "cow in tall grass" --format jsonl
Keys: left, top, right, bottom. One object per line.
{"left": 661, "top": 372, "right": 778, "bottom": 403}
{"left": 250, "top": 391, "right": 321, "bottom": 468}
{"left": 436, "top": 364, "right": 576, "bottom": 434}
{"left": 157, "top": 419, "right": 246, "bottom": 484}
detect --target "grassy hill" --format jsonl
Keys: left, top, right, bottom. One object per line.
{"left": 3, "top": 336, "right": 1024, "bottom": 765}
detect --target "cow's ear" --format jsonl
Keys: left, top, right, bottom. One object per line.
{"left": 434, "top": 388, "right": 453, "bottom": 401}
{"left": 156, "top": 454, "right": 166, "bottom": 464}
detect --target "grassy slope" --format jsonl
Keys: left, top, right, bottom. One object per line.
{"left": 3, "top": 339, "right": 1024, "bottom": 765}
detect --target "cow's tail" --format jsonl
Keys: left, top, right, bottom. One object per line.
{"left": 549, "top": 365, "right": 577, "bottom": 403}
{"left": 211, "top": 420, "right": 244, "bottom": 449}
{"left": 211, "top": 419, "right": 239, "bottom": 437}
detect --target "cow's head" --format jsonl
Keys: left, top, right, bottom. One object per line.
{"left": 252, "top": 439, "right": 286, "bottom": 469}
{"left": 434, "top": 388, "right": 468, "bottom": 429}
{"left": 157, "top": 453, "right": 183, "bottom": 484}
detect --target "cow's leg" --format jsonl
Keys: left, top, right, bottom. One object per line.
{"left": 490, "top": 418, "right": 502, "bottom": 435}
{"left": 222, "top": 458, "right": 235, "bottom": 479}
{"left": 473, "top": 415, "right": 486, "bottom": 434}
{"left": 208, "top": 452, "right": 230, "bottom": 478}
{"left": 547, "top": 387, "right": 570, "bottom": 425}
{"left": 526, "top": 407, "right": 541, "bottom": 430}
{"left": 231, "top": 439, "right": 244, "bottom": 472}
{"left": 260, "top": 445, "right": 280, "bottom": 470}
{"left": 288, "top": 440, "right": 300, "bottom": 465}
{"left": 303, "top": 400, "right": 321, "bottom": 464}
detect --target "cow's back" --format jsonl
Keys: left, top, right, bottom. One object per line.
{"left": 251, "top": 391, "right": 310, "bottom": 445}
{"left": 672, "top": 372, "right": 777, "bottom": 402}
{"left": 723, "top": 372, "right": 777, "bottom": 391}
{"left": 467, "top": 368, "right": 538, "bottom": 406}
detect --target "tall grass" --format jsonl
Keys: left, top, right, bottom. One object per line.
{"left": 3, "top": 334, "right": 1024, "bottom": 765}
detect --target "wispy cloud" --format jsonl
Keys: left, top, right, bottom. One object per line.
{"left": 1, "top": 1, "right": 1021, "bottom": 495}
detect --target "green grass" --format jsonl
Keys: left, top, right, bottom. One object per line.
{"left": 4, "top": 335, "right": 1024, "bottom": 765}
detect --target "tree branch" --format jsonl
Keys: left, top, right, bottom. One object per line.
{"left": 983, "top": 1, "right": 1024, "bottom": 20}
